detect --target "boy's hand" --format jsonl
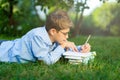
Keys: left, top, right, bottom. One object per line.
{"left": 60, "top": 41, "right": 78, "bottom": 52}
{"left": 80, "top": 43, "right": 91, "bottom": 53}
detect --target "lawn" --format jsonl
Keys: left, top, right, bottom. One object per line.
{"left": 0, "top": 36, "right": 120, "bottom": 80}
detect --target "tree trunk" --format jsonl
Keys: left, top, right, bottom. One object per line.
{"left": 72, "top": 9, "right": 84, "bottom": 37}
{"left": 8, "top": 0, "right": 17, "bottom": 36}
{"left": 9, "top": 0, "right": 14, "bottom": 26}
{"left": 74, "top": 11, "right": 83, "bottom": 36}
{"left": 71, "top": 0, "right": 87, "bottom": 37}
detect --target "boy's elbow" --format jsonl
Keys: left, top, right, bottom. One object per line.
{"left": 44, "top": 61, "right": 55, "bottom": 65}
{"left": 38, "top": 60, "right": 53, "bottom": 65}
{"left": 39, "top": 57, "right": 59, "bottom": 65}
{"left": 43, "top": 59, "right": 56, "bottom": 65}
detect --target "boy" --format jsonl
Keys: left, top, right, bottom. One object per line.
{"left": 0, "top": 10, "right": 91, "bottom": 65}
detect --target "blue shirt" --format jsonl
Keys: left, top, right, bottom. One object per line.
{"left": 0, "top": 26, "right": 65, "bottom": 65}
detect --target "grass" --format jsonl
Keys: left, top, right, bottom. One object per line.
{"left": 0, "top": 36, "right": 120, "bottom": 80}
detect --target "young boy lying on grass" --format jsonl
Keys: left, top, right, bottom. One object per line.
{"left": 0, "top": 10, "right": 91, "bottom": 65}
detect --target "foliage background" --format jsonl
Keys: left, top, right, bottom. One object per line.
{"left": 0, "top": 0, "right": 120, "bottom": 37}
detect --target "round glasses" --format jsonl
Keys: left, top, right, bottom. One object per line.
{"left": 59, "top": 31, "right": 69, "bottom": 36}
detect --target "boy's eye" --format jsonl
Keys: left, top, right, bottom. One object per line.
{"left": 60, "top": 31, "right": 69, "bottom": 36}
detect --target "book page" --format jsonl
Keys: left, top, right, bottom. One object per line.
{"left": 63, "top": 51, "right": 92, "bottom": 57}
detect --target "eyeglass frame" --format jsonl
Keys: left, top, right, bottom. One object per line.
{"left": 59, "top": 30, "right": 69, "bottom": 36}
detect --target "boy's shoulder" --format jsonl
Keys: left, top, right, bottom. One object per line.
{"left": 27, "top": 26, "right": 46, "bottom": 36}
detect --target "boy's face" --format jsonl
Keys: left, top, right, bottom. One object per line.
{"left": 54, "top": 28, "right": 70, "bottom": 44}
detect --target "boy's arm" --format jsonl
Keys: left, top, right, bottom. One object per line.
{"left": 60, "top": 41, "right": 78, "bottom": 52}
{"left": 31, "top": 36, "right": 65, "bottom": 65}
{"left": 66, "top": 43, "right": 91, "bottom": 53}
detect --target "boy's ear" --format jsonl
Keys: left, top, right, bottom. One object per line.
{"left": 49, "top": 28, "right": 57, "bottom": 35}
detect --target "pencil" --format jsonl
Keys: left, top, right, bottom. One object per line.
{"left": 85, "top": 35, "right": 91, "bottom": 44}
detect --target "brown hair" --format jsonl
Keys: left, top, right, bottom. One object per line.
{"left": 45, "top": 10, "right": 73, "bottom": 31}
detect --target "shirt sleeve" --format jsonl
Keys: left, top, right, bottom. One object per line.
{"left": 77, "top": 45, "right": 82, "bottom": 51}
{"left": 66, "top": 45, "right": 82, "bottom": 52}
{"left": 31, "top": 35, "right": 65, "bottom": 65}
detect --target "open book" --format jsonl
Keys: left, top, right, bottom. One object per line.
{"left": 63, "top": 51, "right": 96, "bottom": 64}
{"left": 62, "top": 35, "right": 96, "bottom": 64}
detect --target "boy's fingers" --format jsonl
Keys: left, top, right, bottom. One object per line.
{"left": 74, "top": 47, "right": 78, "bottom": 52}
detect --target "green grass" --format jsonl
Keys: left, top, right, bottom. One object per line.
{"left": 0, "top": 36, "right": 120, "bottom": 80}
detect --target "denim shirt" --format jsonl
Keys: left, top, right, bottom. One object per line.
{"left": 0, "top": 26, "right": 65, "bottom": 65}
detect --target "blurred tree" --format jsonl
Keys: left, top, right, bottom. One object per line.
{"left": 118, "top": 0, "right": 120, "bottom": 2}
{"left": 1, "top": 0, "right": 119, "bottom": 37}
{"left": 16, "top": 0, "right": 42, "bottom": 35}
{"left": 35, "top": 0, "right": 74, "bottom": 12}
{"left": 72, "top": 0, "right": 119, "bottom": 37}
{"left": 92, "top": 2, "right": 120, "bottom": 36}
{"left": 72, "top": 0, "right": 89, "bottom": 37}
{"left": 0, "top": 0, "right": 74, "bottom": 36}
{"left": 0, "top": 0, "right": 18, "bottom": 35}
{"left": 0, "top": 0, "right": 44, "bottom": 36}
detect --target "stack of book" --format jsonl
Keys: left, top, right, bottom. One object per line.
{"left": 63, "top": 51, "right": 96, "bottom": 64}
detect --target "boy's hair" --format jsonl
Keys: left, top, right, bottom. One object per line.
{"left": 45, "top": 10, "right": 73, "bottom": 31}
